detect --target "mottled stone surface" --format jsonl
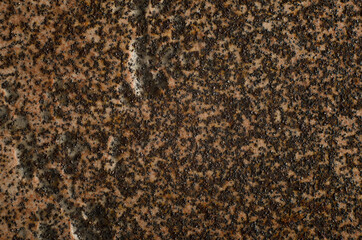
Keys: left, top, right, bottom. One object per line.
{"left": 0, "top": 0, "right": 361, "bottom": 239}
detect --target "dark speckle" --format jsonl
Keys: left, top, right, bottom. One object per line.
{"left": 0, "top": 0, "right": 360, "bottom": 239}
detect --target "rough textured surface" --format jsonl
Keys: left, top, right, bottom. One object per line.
{"left": 0, "top": 0, "right": 361, "bottom": 239}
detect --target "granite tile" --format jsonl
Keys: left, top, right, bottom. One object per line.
{"left": 0, "top": 0, "right": 361, "bottom": 239}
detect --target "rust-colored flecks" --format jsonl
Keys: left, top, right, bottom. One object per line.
{"left": 0, "top": 0, "right": 361, "bottom": 239}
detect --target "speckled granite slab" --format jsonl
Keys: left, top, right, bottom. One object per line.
{"left": 0, "top": 0, "right": 361, "bottom": 239}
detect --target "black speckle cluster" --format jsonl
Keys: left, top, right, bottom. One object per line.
{"left": 0, "top": 0, "right": 361, "bottom": 239}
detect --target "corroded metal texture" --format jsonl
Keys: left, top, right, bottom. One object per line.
{"left": 0, "top": 0, "right": 361, "bottom": 239}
